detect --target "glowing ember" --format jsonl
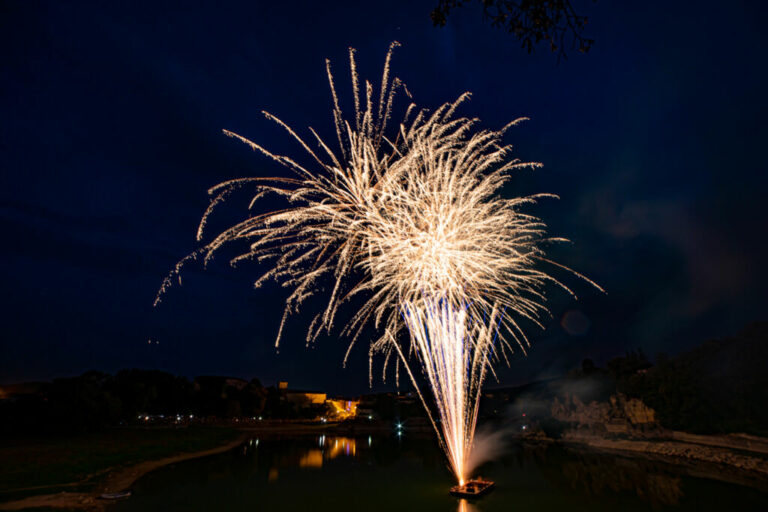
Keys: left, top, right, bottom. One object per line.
{"left": 156, "top": 42, "right": 599, "bottom": 484}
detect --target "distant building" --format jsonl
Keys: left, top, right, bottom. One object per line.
{"left": 278, "top": 382, "right": 359, "bottom": 419}
{"left": 395, "top": 391, "right": 416, "bottom": 405}
{"left": 326, "top": 398, "right": 359, "bottom": 419}
{"left": 286, "top": 390, "right": 327, "bottom": 407}
{"left": 279, "top": 382, "right": 327, "bottom": 408}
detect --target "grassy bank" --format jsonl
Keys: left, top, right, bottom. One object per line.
{"left": 0, "top": 426, "right": 240, "bottom": 502}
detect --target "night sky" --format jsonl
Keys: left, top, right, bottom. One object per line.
{"left": 2, "top": 1, "right": 767, "bottom": 394}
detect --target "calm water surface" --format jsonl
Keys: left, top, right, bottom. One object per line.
{"left": 113, "top": 434, "right": 768, "bottom": 511}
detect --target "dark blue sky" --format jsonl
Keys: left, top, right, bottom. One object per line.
{"left": 2, "top": 1, "right": 767, "bottom": 394}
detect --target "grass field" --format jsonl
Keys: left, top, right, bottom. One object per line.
{"left": 0, "top": 426, "right": 240, "bottom": 502}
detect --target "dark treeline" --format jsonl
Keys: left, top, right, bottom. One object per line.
{"left": 617, "top": 322, "right": 768, "bottom": 435}
{"left": 568, "top": 322, "right": 768, "bottom": 435}
{"left": 3, "top": 323, "right": 766, "bottom": 436}
{"left": 0, "top": 370, "right": 319, "bottom": 434}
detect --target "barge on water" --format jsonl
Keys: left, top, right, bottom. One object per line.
{"left": 449, "top": 479, "right": 495, "bottom": 498}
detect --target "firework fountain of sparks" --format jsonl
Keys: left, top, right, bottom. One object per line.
{"left": 155, "top": 42, "right": 601, "bottom": 485}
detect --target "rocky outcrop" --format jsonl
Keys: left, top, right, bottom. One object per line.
{"left": 551, "top": 393, "right": 657, "bottom": 434}
{"left": 551, "top": 394, "right": 609, "bottom": 427}
{"left": 539, "top": 393, "right": 768, "bottom": 488}
{"left": 621, "top": 395, "right": 656, "bottom": 425}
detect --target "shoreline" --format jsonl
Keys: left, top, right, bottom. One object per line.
{"left": 0, "top": 422, "right": 406, "bottom": 511}
{"left": 553, "top": 431, "right": 768, "bottom": 491}
{"left": 0, "top": 423, "right": 351, "bottom": 511}
{"left": 0, "top": 433, "right": 249, "bottom": 511}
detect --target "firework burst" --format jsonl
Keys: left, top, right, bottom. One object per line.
{"left": 156, "top": 43, "right": 600, "bottom": 484}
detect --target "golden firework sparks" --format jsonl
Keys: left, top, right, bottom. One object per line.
{"left": 156, "top": 43, "right": 600, "bottom": 484}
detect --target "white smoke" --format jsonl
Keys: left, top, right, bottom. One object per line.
{"left": 464, "top": 424, "right": 513, "bottom": 476}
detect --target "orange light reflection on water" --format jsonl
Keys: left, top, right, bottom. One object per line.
{"left": 298, "top": 449, "right": 323, "bottom": 468}
{"left": 457, "top": 499, "right": 478, "bottom": 512}
{"left": 292, "top": 437, "right": 359, "bottom": 470}
{"left": 328, "top": 437, "right": 356, "bottom": 459}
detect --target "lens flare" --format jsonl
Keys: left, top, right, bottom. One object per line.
{"left": 156, "top": 43, "right": 600, "bottom": 484}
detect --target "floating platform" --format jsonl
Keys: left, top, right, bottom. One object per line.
{"left": 449, "top": 479, "right": 495, "bottom": 498}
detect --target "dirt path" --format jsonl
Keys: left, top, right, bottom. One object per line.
{"left": 0, "top": 434, "right": 248, "bottom": 511}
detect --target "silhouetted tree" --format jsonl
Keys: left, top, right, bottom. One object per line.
{"left": 431, "top": 0, "right": 595, "bottom": 60}
{"left": 619, "top": 323, "right": 768, "bottom": 434}
{"left": 44, "top": 371, "right": 121, "bottom": 432}
{"left": 112, "top": 369, "right": 192, "bottom": 419}
{"left": 240, "top": 378, "right": 268, "bottom": 417}
{"left": 607, "top": 349, "right": 650, "bottom": 380}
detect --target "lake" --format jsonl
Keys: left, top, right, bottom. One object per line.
{"left": 113, "top": 434, "right": 768, "bottom": 511}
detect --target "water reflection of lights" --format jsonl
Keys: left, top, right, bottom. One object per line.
{"left": 299, "top": 449, "right": 324, "bottom": 468}
{"left": 457, "top": 499, "right": 478, "bottom": 512}
{"left": 368, "top": 435, "right": 372, "bottom": 447}
{"left": 298, "top": 437, "right": 359, "bottom": 470}
{"left": 244, "top": 438, "right": 260, "bottom": 454}
{"left": 328, "top": 437, "right": 356, "bottom": 459}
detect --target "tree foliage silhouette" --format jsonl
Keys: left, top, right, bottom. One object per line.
{"left": 431, "top": 0, "right": 595, "bottom": 60}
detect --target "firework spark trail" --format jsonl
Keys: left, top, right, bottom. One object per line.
{"left": 155, "top": 43, "right": 601, "bottom": 484}
{"left": 402, "top": 299, "right": 495, "bottom": 485}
